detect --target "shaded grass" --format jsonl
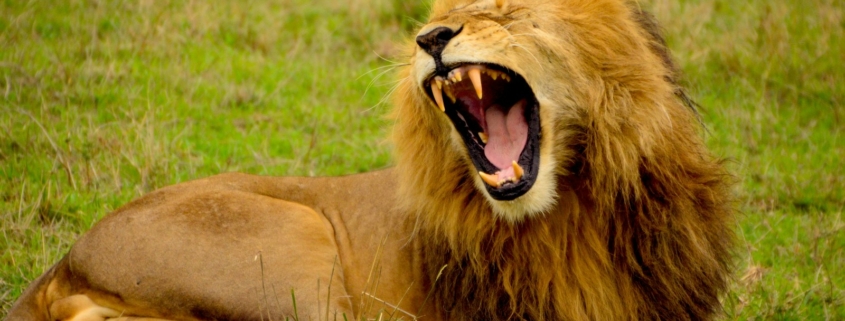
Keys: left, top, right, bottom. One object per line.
{"left": 1, "top": 0, "right": 843, "bottom": 319}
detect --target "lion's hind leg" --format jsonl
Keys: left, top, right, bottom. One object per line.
{"left": 106, "top": 319, "right": 174, "bottom": 321}
{"left": 5, "top": 257, "right": 152, "bottom": 321}
{"left": 48, "top": 295, "right": 121, "bottom": 321}
{"left": 48, "top": 293, "right": 175, "bottom": 321}
{"left": 47, "top": 295, "right": 178, "bottom": 321}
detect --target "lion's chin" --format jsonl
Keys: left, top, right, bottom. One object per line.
{"left": 475, "top": 154, "right": 559, "bottom": 223}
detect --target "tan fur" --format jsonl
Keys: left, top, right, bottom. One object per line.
{"left": 7, "top": 1, "right": 733, "bottom": 320}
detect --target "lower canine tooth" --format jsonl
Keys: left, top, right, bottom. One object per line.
{"left": 512, "top": 161, "right": 524, "bottom": 181}
{"left": 430, "top": 79, "right": 445, "bottom": 112}
{"left": 479, "top": 171, "right": 501, "bottom": 188}
{"left": 445, "top": 88, "right": 457, "bottom": 103}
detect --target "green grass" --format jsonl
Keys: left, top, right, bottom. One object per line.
{"left": 649, "top": 1, "right": 844, "bottom": 319}
{"left": 1, "top": 0, "right": 842, "bottom": 319}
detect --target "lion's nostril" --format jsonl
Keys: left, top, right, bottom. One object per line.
{"left": 436, "top": 29, "right": 454, "bottom": 41}
{"left": 416, "top": 26, "right": 462, "bottom": 58}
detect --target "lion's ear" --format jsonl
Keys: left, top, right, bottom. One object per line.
{"left": 496, "top": 0, "right": 507, "bottom": 10}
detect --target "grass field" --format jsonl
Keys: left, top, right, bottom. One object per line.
{"left": 1, "top": 0, "right": 843, "bottom": 319}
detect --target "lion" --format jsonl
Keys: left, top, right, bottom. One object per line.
{"left": 6, "top": 0, "right": 734, "bottom": 320}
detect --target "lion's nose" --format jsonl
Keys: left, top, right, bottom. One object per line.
{"left": 415, "top": 26, "right": 461, "bottom": 57}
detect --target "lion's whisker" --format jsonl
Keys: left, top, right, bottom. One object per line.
{"left": 372, "top": 50, "right": 410, "bottom": 67}
{"left": 366, "top": 78, "right": 405, "bottom": 113}
{"left": 358, "top": 63, "right": 405, "bottom": 80}
{"left": 361, "top": 65, "right": 403, "bottom": 102}
{"left": 509, "top": 43, "right": 543, "bottom": 67}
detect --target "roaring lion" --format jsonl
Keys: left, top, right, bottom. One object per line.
{"left": 7, "top": 0, "right": 734, "bottom": 320}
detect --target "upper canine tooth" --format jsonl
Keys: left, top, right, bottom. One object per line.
{"left": 479, "top": 132, "right": 488, "bottom": 144}
{"left": 512, "top": 161, "right": 524, "bottom": 181}
{"left": 430, "top": 79, "right": 446, "bottom": 112}
{"left": 479, "top": 171, "right": 501, "bottom": 188}
{"left": 468, "top": 68, "right": 483, "bottom": 99}
{"left": 435, "top": 78, "right": 443, "bottom": 89}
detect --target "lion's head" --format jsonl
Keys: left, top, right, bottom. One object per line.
{"left": 392, "top": 0, "right": 733, "bottom": 319}
{"left": 394, "top": 0, "right": 701, "bottom": 222}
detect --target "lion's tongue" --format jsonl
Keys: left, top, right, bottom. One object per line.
{"left": 484, "top": 99, "right": 528, "bottom": 170}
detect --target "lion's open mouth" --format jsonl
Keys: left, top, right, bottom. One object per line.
{"left": 425, "top": 64, "right": 541, "bottom": 201}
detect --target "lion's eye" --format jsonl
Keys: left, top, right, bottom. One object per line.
{"left": 504, "top": 7, "right": 531, "bottom": 20}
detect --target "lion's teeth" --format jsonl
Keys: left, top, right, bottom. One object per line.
{"left": 512, "top": 161, "right": 524, "bottom": 181}
{"left": 431, "top": 79, "right": 445, "bottom": 112}
{"left": 445, "top": 87, "right": 457, "bottom": 103}
{"left": 502, "top": 74, "right": 510, "bottom": 82}
{"left": 479, "top": 171, "right": 501, "bottom": 188}
{"left": 448, "top": 70, "right": 463, "bottom": 83}
{"left": 468, "top": 68, "right": 483, "bottom": 99}
{"left": 489, "top": 71, "right": 499, "bottom": 80}
{"left": 479, "top": 132, "right": 488, "bottom": 144}
{"left": 435, "top": 78, "right": 443, "bottom": 89}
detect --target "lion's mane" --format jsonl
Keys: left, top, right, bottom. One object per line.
{"left": 391, "top": 0, "right": 734, "bottom": 320}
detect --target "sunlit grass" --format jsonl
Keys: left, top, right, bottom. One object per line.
{"left": 2, "top": 0, "right": 843, "bottom": 319}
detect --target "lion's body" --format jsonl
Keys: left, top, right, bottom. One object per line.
{"left": 7, "top": 0, "right": 735, "bottom": 320}
{"left": 8, "top": 170, "right": 429, "bottom": 320}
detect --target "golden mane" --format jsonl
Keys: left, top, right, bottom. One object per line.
{"left": 392, "top": 0, "right": 734, "bottom": 319}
